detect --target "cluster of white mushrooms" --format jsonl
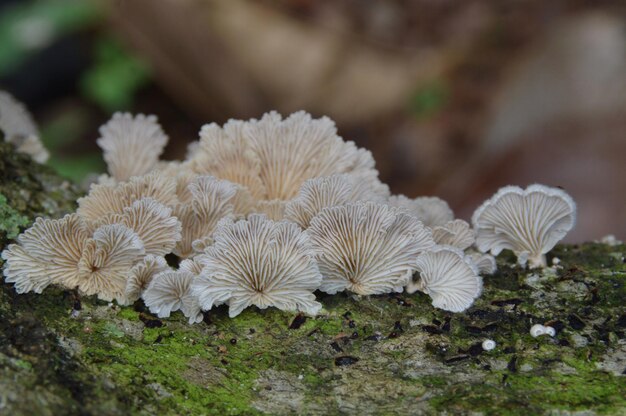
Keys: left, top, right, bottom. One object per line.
{"left": 1, "top": 102, "right": 577, "bottom": 322}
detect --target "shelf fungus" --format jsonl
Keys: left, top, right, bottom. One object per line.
{"left": 185, "top": 111, "right": 382, "bottom": 220}
{"left": 143, "top": 270, "right": 203, "bottom": 324}
{"left": 125, "top": 255, "right": 170, "bottom": 304}
{"left": 407, "top": 246, "right": 482, "bottom": 313}
{"left": 193, "top": 215, "right": 322, "bottom": 317}
{"left": 97, "top": 112, "right": 168, "bottom": 182}
{"left": 172, "top": 175, "right": 238, "bottom": 258}
{"left": 1, "top": 213, "right": 148, "bottom": 303}
{"left": 308, "top": 201, "right": 435, "bottom": 295}
{"left": 465, "top": 252, "right": 497, "bottom": 275}
{"left": 432, "top": 219, "right": 475, "bottom": 250}
{"left": 387, "top": 195, "right": 454, "bottom": 228}
{"left": 472, "top": 184, "right": 576, "bottom": 268}
{"left": 285, "top": 174, "right": 388, "bottom": 229}
{"left": 77, "top": 171, "right": 178, "bottom": 227}
{"left": 0, "top": 90, "right": 48, "bottom": 163}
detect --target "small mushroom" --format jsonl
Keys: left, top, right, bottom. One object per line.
{"left": 185, "top": 111, "right": 381, "bottom": 219}
{"left": 193, "top": 215, "right": 322, "bottom": 317}
{"left": 143, "top": 270, "right": 203, "bottom": 324}
{"left": 408, "top": 246, "right": 483, "bottom": 313}
{"left": 472, "top": 184, "right": 576, "bottom": 268}
{"left": 387, "top": 195, "right": 454, "bottom": 228}
{"left": 465, "top": 252, "right": 497, "bottom": 275}
{"left": 1, "top": 214, "right": 88, "bottom": 294}
{"left": 308, "top": 201, "right": 435, "bottom": 295}
{"left": 125, "top": 255, "right": 170, "bottom": 304}
{"left": 285, "top": 174, "right": 388, "bottom": 229}
{"left": 432, "top": 219, "right": 475, "bottom": 250}
{"left": 0, "top": 90, "right": 48, "bottom": 163}
{"left": 545, "top": 326, "right": 556, "bottom": 337}
{"left": 172, "top": 175, "right": 237, "bottom": 258}
{"left": 97, "top": 113, "right": 168, "bottom": 182}
{"left": 482, "top": 339, "right": 496, "bottom": 351}
{"left": 530, "top": 324, "right": 546, "bottom": 337}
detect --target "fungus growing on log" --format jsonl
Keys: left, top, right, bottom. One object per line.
{"left": 97, "top": 113, "right": 169, "bottom": 182}
{"left": 193, "top": 215, "right": 322, "bottom": 317}
{"left": 472, "top": 184, "right": 576, "bottom": 268}
{"left": 408, "top": 246, "right": 483, "bottom": 313}
{"left": 308, "top": 201, "right": 435, "bottom": 295}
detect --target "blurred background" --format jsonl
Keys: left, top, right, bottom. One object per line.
{"left": 1, "top": 0, "right": 625, "bottom": 241}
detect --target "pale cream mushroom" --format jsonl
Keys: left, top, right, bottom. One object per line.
{"left": 1, "top": 214, "right": 88, "bottom": 293}
{"left": 76, "top": 224, "right": 145, "bottom": 302}
{"left": 77, "top": 171, "right": 178, "bottom": 226}
{"left": 408, "top": 246, "right": 482, "bottom": 313}
{"left": 193, "top": 215, "right": 322, "bottom": 318}
{"left": 472, "top": 184, "right": 576, "bottom": 268}
{"left": 285, "top": 174, "right": 389, "bottom": 229}
{"left": 186, "top": 111, "right": 381, "bottom": 219}
{"left": 388, "top": 195, "right": 453, "bottom": 227}
{"left": 466, "top": 252, "right": 497, "bottom": 275}
{"left": 172, "top": 176, "right": 238, "bottom": 258}
{"left": 97, "top": 113, "right": 168, "bottom": 182}
{"left": 308, "top": 201, "right": 435, "bottom": 295}
{"left": 432, "top": 219, "right": 475, "bottom": 250}
{"left": 99, "top": 198, "right": 182, "bottom": 257}
{"left": 124, "top": 255, "right": 170, "bottom": 304}
{"left": 143, "top": 270, "right": 203, "bottom": 324}
{"left": 0, "top": 90, "right": 48, "bottom": 163}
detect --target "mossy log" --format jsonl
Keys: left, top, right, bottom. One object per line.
{"left": 1, "top": 142, "right": 625, "bottom": 415}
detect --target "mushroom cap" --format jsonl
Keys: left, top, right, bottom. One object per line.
{"left": 411, "top": 246, "right": 483, "bottom": 313}
{"left": 1, "top": 214, "right": 88, "bottom": 293}
{"left": 172, "top": 175, "right": 238, "bottom": 258}
{"left": 388, "top": 195, "right": 454, "bottom": 228}
{"left": 76, "top": 223, "right": 145, "bottom": 302}
{"left": 77, "top": 171, "right": 178, "bottom": 225}
{"left": 97, "top": 112, "right": 168, "bottom": 182}
{"left": 432, "top": 219, "right": 476, "bottom": 250}
{"left": 472, "top": 184, "right": 576, "bottom": 266}
{"left": 186, "top": 111, "right": 381, "bottom": 218}
{"left": 285, "top": 174, "right": 389, "bottom": 229}
{"left": 124, "top": 255, "right": 170, "bottom": 304}
{"left": 143, "top": 270, "right": 201, "bottom": 323}
{"left": 0, "top": 90, "right": 48, "bottom": 163}
{"left": 465, "top": 252, "right": 498, "bottom": 275}
{"left": 308, "top": 201, "right": 435, "bottom": 295}
{"left": 193, "top": 214, "right": 322, "bottom": 318}
{"left": 530, "top": 324, "right": 546, "bottom": 337}
{"left": 106, "top": 198, "right": 182, "bottom": 257}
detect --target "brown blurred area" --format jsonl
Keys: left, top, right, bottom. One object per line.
{"left": 3, "top": 0, "right": 626, "bottom": 241}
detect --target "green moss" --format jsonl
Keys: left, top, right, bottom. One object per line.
{"left": 0, "top": 141, "right": 81, "bottom": 248}
{"left": 0, "top": 193, "right": 29, "bottom": 240}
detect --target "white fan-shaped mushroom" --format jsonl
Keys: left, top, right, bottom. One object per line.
{"left": 173, "top": 176, "right": 237, "bottom": 258}
{"left": 285, "top": 174, "right": 388, "bottom": 229}
{"left": 1, "top": 214, "right": 88, "bottom": 293}
{"left": 97, "top": 113, "right": 168, "bottom": 182}
{"left": 308, "top": 201, "right": 435, "bottom": 295}
{"left": 193, "top": 215, "right": 322, "bottom": 318}
{"left": 388, "top": 195, "right": 453, "bottom": 227}
{"left": 143, "top": 270, "right": 202, "bottom": 323}
{"left": 124, "top": 255, "right": 170, "bottom": 304}
{"left": 0, "top": 90, "right": 48, "bottom": 163}
{"left": 113, "top": 198, "right": 182, "bottom": 256}
{"left": 465, "top": 252, "right": 497, "bottom": 275}
{"left": 76, "top": 224, "right": 145, "bottom": 302}
{"left": 186, "top": 111, "right": 382, "bottom": 219}
{"left": 77, "top": 171, "right": 178, "bottom": 225}
{"left": 472, "top": 184, "right": 576, "bottom": 268}
{"left": 408, "top": 246, "right": 482, "bottom": 313}
{"left": 432, "top": 219, "right": 475, "bottom": 250}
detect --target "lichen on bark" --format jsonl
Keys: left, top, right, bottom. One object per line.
{"left": 1, "top": 141, "right": 625, "bottom": 415}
